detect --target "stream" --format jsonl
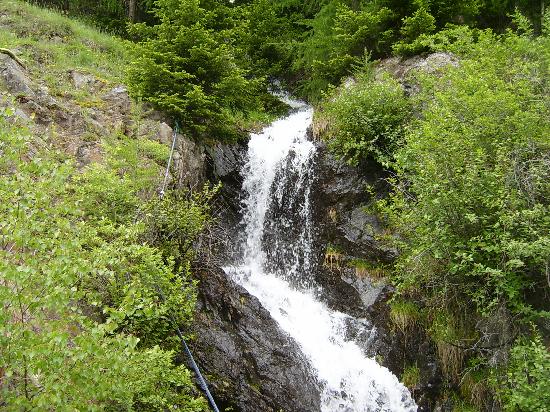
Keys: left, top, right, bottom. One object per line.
{"left": 224, "top": 100, "right": 417, "bottom": 412}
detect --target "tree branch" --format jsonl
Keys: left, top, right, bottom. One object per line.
{"left": 0, "top": 48, "right": 26, "bottom": 70}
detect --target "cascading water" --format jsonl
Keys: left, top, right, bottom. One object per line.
{"left": 224, "top": 100, "right": 417, "bottom": 412}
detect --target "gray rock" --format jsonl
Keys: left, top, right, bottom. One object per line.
{"left": 205, "top": 143, "right": 243, "bottom": 178}
{"left": 102, "top": 85, "right": 131, "bottom": 114}
{"left": 157, "top": 121, "right": 173, "bottom": 146}
{"left": 70, "top": 70, "right": 98, "bottom": 90}
{"left": 376, "top": 52, "right": 459, "bottom": 96}
{"left": 0, "top": 53, "right": 71, "bottom": 126}
{"left": 190, "top": 266, "right": 322, "bottom": 412}
{"left": 312, "top": 141, "right": 395, "bottom": 266}
{"left": 376, "top": 52, "right": 459, "bottom": 82}
{"left": 0, "top": 53, "right": 35, "bottom": 97}
{"left": 341, "top": 272, "right": 387, "bottom": 308}
{"left": 175, "top": 132, "right": 206, "bottom": 190}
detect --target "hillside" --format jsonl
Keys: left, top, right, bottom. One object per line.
{"left": 0, "top": 1, "right": 213, "bottom": 410}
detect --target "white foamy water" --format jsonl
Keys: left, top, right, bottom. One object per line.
{"left": 225, "top": 101, "right": 417, "bottom": 412}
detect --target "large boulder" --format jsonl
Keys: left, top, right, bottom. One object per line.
{"left": 190, "top": 267, "right": 322, "bottom": 412}
{"left": 376, "top": 52, "right": 459, "bottom": 96}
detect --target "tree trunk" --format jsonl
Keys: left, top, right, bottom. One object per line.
{"left": 542, "top": 1, "right": 545, "bottom": 30}
{"left": 128, "top": 0, "right": 137, "bottom": 23}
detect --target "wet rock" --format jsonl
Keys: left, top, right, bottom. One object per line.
{"left": 204, "top": 142, "right": 247, "bottom": 255}
{"left": 190, "top": 266, "right": 322, "bottom": 412}
{"left": 206, "top": 143, "right": 244, "bottom": 179}
{"left": 341, "top": 272, "right": 387, "bottom": 308}
{"left": 307, "top": 141, "right": 395, "bottom": 316}
{"left": 305, "top": 140, "right": 443, "bottom": 409}
{"left": 366, "top": 289, "right": 442, "bottom": 412}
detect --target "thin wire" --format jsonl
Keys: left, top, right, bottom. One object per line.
{"left": 156, "top": 123, "right": 221, "bottom": 411}
{"left": 160, "top": 122, "right": 179, "bottom": 198}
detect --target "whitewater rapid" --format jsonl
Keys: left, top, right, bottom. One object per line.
{"left": 224, "top": 101, "right": 417, "bottom": 412}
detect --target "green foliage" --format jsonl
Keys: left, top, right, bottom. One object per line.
{"left": 0, "top": 0, "right": 130, "bottom": 102}
{"left": 126, "top": 0, "right": 269, "bottom": 141}
{"left": 494, "top": 332, "right": 550, "bottom": 411}
{"left": 292, "top": 1, "right": 397, "bottom": 98}
{"left": 401, "top": 364, "right": 421, "bottom": 390}
{"left": 142, "top": 184, "right": 221, "bottom": 265}
{"left": 387, "top": 29, "right": 550, "bottom": 319}
{"left": 0, "top": 107, "right": 207, "bottom": 409}
{"left": 392, "top": 6, "right": 436, "bottom": 55}
{"left": 389, "top": 299, "right": 421, "bottom": 333}
{"left": 27, "top": 0, "right": 129, "bottom": 34}
{"left": 321, "top": 72, "right": 410, "bottom": 166}
{"left": 372, "top": 25, "right": 550, "bottom": 405}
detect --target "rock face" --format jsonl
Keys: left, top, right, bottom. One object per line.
{"left": 0, "top": 52, "right": 204, "bottom": 188}
{"left": 190, "top": 266, "right": 322, "bottom": 412}
{"left": 308, "top": 140, "right": 394, "bottom": 317}
{"left": 309, "top": 142, "right": 443, "bottom": 411}
{"left": 376, "top": 52, "right": 459, "bottom": 96}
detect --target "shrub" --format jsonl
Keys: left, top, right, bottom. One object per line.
{"left": 392, "top": 7, "right": 436, "bottom": 55}
{"left": 494, "top": 332, "right": 550, "bottom": 411}
{"left": 0, "top": 107, "right": 206, "bottom": 409}
{"left": 126, "top": 0, "right": 265, "bottom": 141}
{"left": 321, "top": 72, "right": 410, "bottom": 166}
{"left": 388, "top": 29, "right": 550, "bottom": 318}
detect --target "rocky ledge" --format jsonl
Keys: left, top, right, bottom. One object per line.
{"left": 190, "top": 266, "right": 322, "bottom": 412}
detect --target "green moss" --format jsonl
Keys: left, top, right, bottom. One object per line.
{"left": 401, "top": 364, "right": 421, "bottom": 390}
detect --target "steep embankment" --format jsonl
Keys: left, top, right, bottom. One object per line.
{"left": 313, "top": 28, "right": 550, "bottom": 411}
{"left": 0, "top": 2, "right": 209, "bottom": 409}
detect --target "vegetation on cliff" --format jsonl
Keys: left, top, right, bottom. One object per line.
{"left": 0, "top": 112, "right": 210, "bottom": 409}
{"left": 319, "top": 17, "right": 550, "bottom": 411}
{"left": 0, "top": 1, "right": 215, "bottom": 408}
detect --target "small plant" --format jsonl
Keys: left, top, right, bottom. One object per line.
{"left": 389, "top": 299, "right": 421, "bottom": 335}
{"left": 430, "top": 314, "right": 466, "bottom": 383}
{"left": 401, "top": 364, "right": 421, "bottom": 392}
{"left": 349, "top": 259, "right": 387, "bottom": 280}
{"left": 460, "top": 364, "right": 492, "bottom": 411}
{"left": 324, "top": 244, "right": 343, "bottom": 270}
{"left": 321, "top": 73, "right": 410, "bottom": 167}
{"left": 493, "top": 331, "right": 550, "bottom": 411}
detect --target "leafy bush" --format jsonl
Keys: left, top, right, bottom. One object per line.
{"left": 321, "top": 72, "right": 410, "bottom": 166}
{"left": 392, "top": 6, "right": 436, "bottom": 55}
{"left": 0, "top": 108, "right": 207, "bottom": 409}
{"left": 494, "top": 331, "right": 550, "bottom": 411}
{"left": 388, "top": 28, "right": 550, "bottom": 318}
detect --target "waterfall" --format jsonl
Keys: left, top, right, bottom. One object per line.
{"left": 224, "top": 100, "right": 417, "bottom": 412}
